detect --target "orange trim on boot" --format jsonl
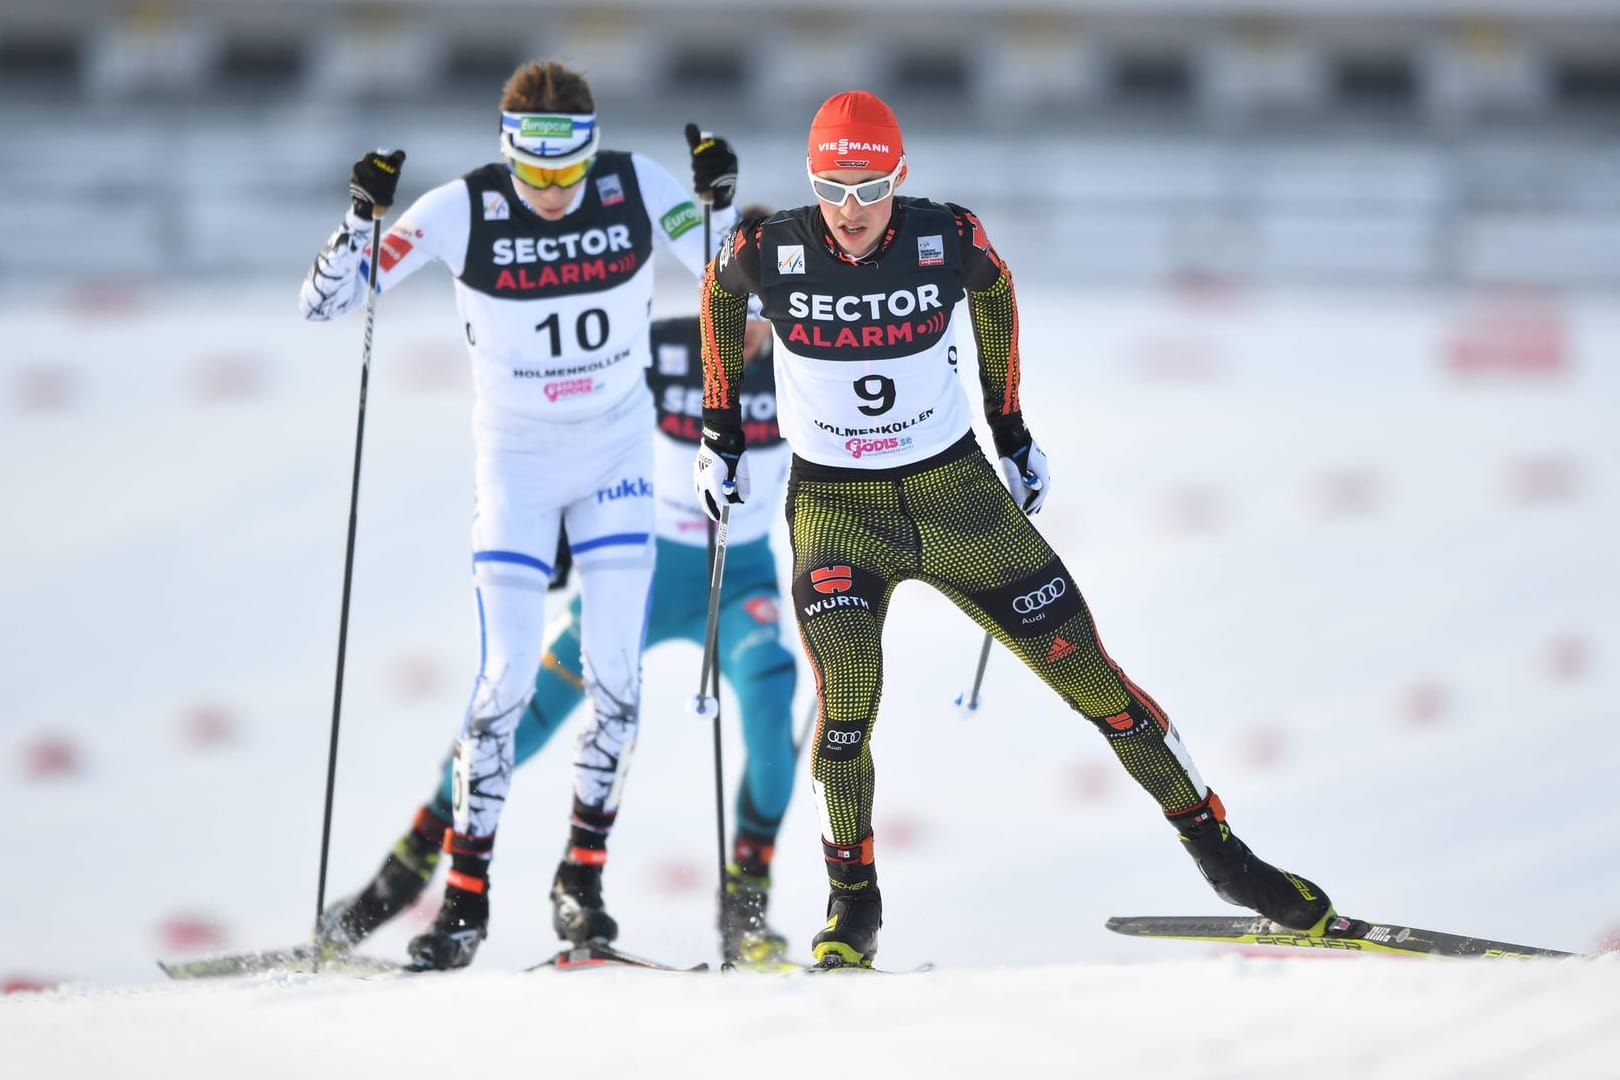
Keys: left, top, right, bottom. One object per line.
{"left": 568, "top": 846, "right": 609, "bottom": 867}
{"left": 1166, "top": 790, "right": 1227, "bottom": 823}
{"left": 446, "top": 869, "right": 487, "bottom": 894}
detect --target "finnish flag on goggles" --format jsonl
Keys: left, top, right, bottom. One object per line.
{"left": 500, "top": 112, "right": 599, "bottom": 167}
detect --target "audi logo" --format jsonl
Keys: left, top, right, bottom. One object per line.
{"left": 825, "top": 729, "right": 862, "bottom": 745}
{"left": 1012, "top": 577, "right": 1067, "bottom": 614}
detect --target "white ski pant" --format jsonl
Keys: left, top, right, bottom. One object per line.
{"left": 451, "top": 388, "right": 656, "bottom": 843}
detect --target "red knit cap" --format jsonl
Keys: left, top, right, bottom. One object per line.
{"left": 807, "top": 91, "right": 903, "bottom": 174}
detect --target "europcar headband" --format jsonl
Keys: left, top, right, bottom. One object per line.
{"left": 500, "top": 112, "right": 600, "bottom": 167}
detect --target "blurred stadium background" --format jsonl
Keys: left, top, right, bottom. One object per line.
{"left": 2, "top": 0, "right": 1617, "bottom": 993}
{"left": 1, "top": 0, "right": 1618, "bottom": 284}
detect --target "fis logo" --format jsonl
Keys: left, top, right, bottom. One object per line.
{"left": 656, "top": 343, "right": 689, "bottom": 375}
{"left": 777, "top": 245, "right": 805, "bottom": 275}
{"left": 596, "top": 174, "right": 625, "bottom": 206}
{"left": 482, "top": 191, "right": 510, "bottom": 221}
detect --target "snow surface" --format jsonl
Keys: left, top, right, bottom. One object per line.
{"left": 2, "top": 277, "right": 1618, "bottom": 1077}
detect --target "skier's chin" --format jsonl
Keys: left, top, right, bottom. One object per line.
{"left": 836, "top": 224, "right": 876, "bottom": 258}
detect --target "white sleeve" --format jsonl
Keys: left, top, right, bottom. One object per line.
{"left": 630, "top": 152, "right": 737, "bottom": 280}
{"left": 298, "top": 179, "right": 471, "bottom": 321}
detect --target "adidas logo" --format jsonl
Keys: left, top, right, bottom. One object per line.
{"left": 1046, "top": 637, "right": 1077, "bottom": 662}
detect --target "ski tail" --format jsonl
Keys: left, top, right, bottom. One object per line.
{"left": 1106, "top": 915, "right": 1585, "bottom": 960}
{"left": 527, "top": 941, "right": 709, "bottom": 973}
{"left": 159, "top": 945, "right": 402, "bottom": 979}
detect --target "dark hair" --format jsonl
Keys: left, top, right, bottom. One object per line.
{"left": 501, "top": 60, "right": 594, "bottom": 113}
{"left": 738, "top": 203, "right": 774, "bottom": 221}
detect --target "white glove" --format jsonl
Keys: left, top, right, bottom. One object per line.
{"left": 997, "top": 431, "right": 1050, "bottom": 515}
{"left": 694, "top": 426, "right": 750, "bottom": 522}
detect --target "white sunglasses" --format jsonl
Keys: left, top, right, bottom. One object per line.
{"left": 807, "top": 157, "right": 905, "bottom": 207}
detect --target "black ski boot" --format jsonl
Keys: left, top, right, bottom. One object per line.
{"left": 720, "top": 864, "right": 789, "bottom": 966}
{"left": 551, "top": 859, "right": 618, "bottom": 945}
{"left": 1172, "top": 803, "right": 1332, "bottom": 932}
{"left": 406, "top": 879, "right": 488, "bottom": 971}
{"left": 319, "top": 813, "right": 443, "bottom": 949}
{"left": 811, "top": 887, "right": 882, "bottom": 968}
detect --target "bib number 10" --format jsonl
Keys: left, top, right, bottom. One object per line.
{"left": 536, "top": 309, "right": 609, "bottom": 356}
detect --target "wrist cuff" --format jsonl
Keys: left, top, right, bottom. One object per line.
{"left": 988, "top": 413, "right": 1029, "bottom": 457}
{"left": 701, "top": 409, "right": 745, "bottom": 448}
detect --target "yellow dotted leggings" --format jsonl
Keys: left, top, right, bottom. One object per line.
{"left": 789, "top": 438, "right": 1212, "bottom": 868}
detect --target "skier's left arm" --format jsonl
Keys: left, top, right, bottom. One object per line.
{"left": 953, "top": 203, "right": 1049, "bottom": 514}
{"left": 630, "top": 145, "right": 738, "bottom": 279}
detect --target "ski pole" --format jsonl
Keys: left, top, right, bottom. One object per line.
{"left": 954, "top": 632, "right": 993, "bottom": 712}
{"left": 692, "top": 195, "right": 740, "bottom": 967}
{"left": 688, "top": 503, "right": 732, "bottom": 965}
{"left": 313, "top": 211, "right": 385, "bottom": 958}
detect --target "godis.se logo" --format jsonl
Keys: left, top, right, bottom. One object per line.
{"left": 845, "top": 436, "right": 911, "bottom": 460}
{"left": 544, "top": 377, "right": 594, "bottom": 402}
{"left": 810, "top": 565, "right": 853, "bottom": 595}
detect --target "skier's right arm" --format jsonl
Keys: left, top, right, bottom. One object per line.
{"left": 694, "top": 217, "right": 763, "bottom": 520}
{"left": 700, "top": 217, "right": 763, "bottom": 424}
{"left": 298, "top": 154, "right": 469, "bottom": 321}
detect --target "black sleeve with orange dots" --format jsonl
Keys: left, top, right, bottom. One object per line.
{"left": 948, "top": 204, "right": 1025, "bottom": 448}
{"left": 700, "top": 217, "right": 764, "bottom": 439}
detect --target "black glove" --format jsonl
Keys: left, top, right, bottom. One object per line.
{"left": 989, "top": 415, "right": 1050, "bottom": 514}
{"left": 684, "top": 124, "right": 738, "bottom": 210}
{"left": 350, "top": 148, "right": 407, "bottom": 218}
{"left": 693, "top": 424, "right": 750, "bottom": 522}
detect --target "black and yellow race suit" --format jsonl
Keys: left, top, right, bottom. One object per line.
{"left": 702, "top": 199, "right": 1218, "bottom": 892}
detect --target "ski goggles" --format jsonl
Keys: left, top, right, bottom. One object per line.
{"left": 507, "top": 156, "right": 594, "bottom": 190}
{"left": 807, "top": 157, "right": 905, "bottom": 207}
{"left": 499, "top": 111, "right": 599, "bottom": 188}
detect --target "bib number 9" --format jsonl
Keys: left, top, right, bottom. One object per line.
{"left": 853, "top": 374, "right": 896, "bottom": 417}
